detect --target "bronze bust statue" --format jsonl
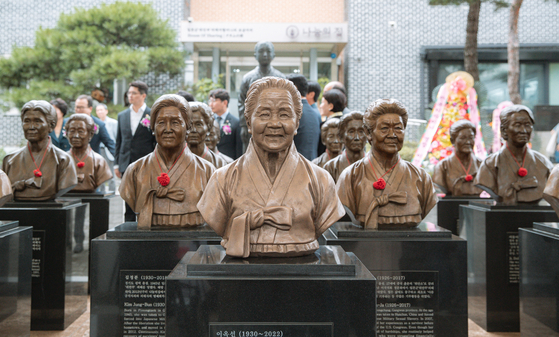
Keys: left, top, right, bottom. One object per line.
{"left": 323, "top": 111, "right": 366, "bottom": 182}
{"left": 187, "top": 102, "right": 227, "bottom": 168}
{"left": 66, "top": 114, "right": 112, "bottom": 193}
{"left": 3, "top": 100, "right": 77, "bottom": 201}
{"left": 433, "top": 120, "right": 483, "bottom": 196}
{"left": 0, "top": 170, "right": 13, "bottom": 206}
{"left": 205, "top": 120, "right": 234, "bottom": 165}
{"left": 475, "top": 105, "right": 552, "bottom": 205}
{"left": 120, "top": 94, "right": 216, "bottom": 229}
{"left": 198, "top": 77, "right": 344, "bottom": 258}
{"left": 336, "top": 99, "right": 437, "bottom": 229}
{"left": 312, "top": 118, "right": 342, "bottom": 168}
{"left": 238, "top": 41, "right": 285, "bottom": 152}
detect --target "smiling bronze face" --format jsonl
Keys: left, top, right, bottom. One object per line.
{"left": 248, "top": 88, "right": 299, "bottom": 153}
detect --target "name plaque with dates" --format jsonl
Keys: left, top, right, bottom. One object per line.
{"left": 32, "top": 230, "right": 45, "bottom": 282}
{"left": 374, "top": 271, "right": 438, "bottom": 337}
{"left": 507, "top": 232, "right": 520, "bottom": 284}
{"left": 119, "top": 270, "right": 170, "bottom": 337}
{"left": 209, "top": 323, "right": 333, "bottom": 337}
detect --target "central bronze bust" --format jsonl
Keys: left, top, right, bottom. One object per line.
{"left": 198, "top": 77, "right": 344, "bottom": 258}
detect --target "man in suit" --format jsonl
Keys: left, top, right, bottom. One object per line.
{"left": 115, "top": 80, "right": 156, "bottom": 221}
{"left": 209, "top": 89, "right": 242, "bottom": 159}
{"left": 96, "top": 103, "right": 118, "bottom": 191}
{"left": 73, "top": 95, "right": 115, "bottom": 156}
{"left": 286, "top": 74, "right": 321, "bottom": 161}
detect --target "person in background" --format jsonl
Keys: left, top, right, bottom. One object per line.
{"left": 115, "top": 80, "right": 156, "bottom": 221}
{"left": 96, "top": 103, "right": 118, "bottom": 191}
{"left": 286, "top": 74, "right": 321, "bottom": 160}
{"left": 209, "top": 89, "right": 242, "bottom": 159}
{"left": 320, "top": 89, "right": 346, "bottom": 122}
{"left": 73, "top": 95, "right": 115, "bottom": 156}
{"left": 324, "top": 81, "right": 351, "bottom": 115}
{"left": 49, "top": 98, "right": 71, "bottom": 151}
{"left": 177, "top": 90, "right": 195, "bottom": 102}
{"left": 306, "top": 81, "right": 322, "bottom": 114}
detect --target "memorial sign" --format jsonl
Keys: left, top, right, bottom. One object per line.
{"left": 32, "top": 230, "right": 45, "bottom": 282}
{"left": 210, "top": 323, "right": 333, "bottom": 337}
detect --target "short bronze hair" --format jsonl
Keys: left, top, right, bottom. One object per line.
{"left": 500, "top": 104, "right": 534, "bottom": 140}
{"left": 364, "top": 99, "right": 408, "bottom": 131}
{"left": 21, "top": 100, "right": 57, "bottom": 131}
{"left": 321, "top": 118, "right": 340, "bottom": 144}
{"left": 150, "top": 94, "right": 191, "bottom": 131}
{"left": 338, "top": 111, "right": 365, "bottom": 139}
{"left": 65, "top": 113, "right": 95, "bottom": 136}
{"left": 244, "top": 77, "right": 302, "bottom": 123}
{"left": 189, "top": 101, "right": 214, "bottom": 128}
{"left": 449, "top": 120, "right": 476, "bottom": 145}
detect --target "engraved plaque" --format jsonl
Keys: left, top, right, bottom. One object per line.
{"left": 31, "top": 230, "right": 45, "bottom": 282}
{"left": 374, "top": 271, "right": 438, "bottom": 337}
{"left": 209, "top": 323, "right": 333, "bottom": 337}
{"left": 507, "top": 232, "right": 520, "bottom": 284}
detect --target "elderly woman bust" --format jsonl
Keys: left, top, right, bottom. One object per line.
{"left": 187, "top": 102, "right": 228, "bottom": 169}
{"left": 65, "top": 114, "right": 113, "bottom": 193}
{"left": 120, "top": 94, "right": 216, "bottom": 229}
{"left": 312, "top": 118, "right": 342, "bottom": 168}
{"left": 336, "top": 99, "right": 437, "bottom": 229}
{"left": 198, "top": 77, "right": 344, "bottom": 258}
{"left": 433, "top": 120, "right": 483, "bottom": 196}
{"left": 323, "top": 111, "right": 366, "bottom": 182}
{"left": 475, "top": 105, "right": 552, "bottom": 205}
{"left": 3, "top": 100, "right": 77, "bottom": 201}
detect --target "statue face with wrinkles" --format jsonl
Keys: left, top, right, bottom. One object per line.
{"left": 154, "top": 107, "right": 188, "bottom": 150}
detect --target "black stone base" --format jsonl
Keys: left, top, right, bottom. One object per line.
{"left": 165, "top": 245, "right": 376, "bottom": 337}
{"left": 90, "top": 222, "right": 221, "bottom": 337}
{"left": 0, "top": 201, "right": 88, "bottom": 330}
{"left": 0, "top": 221, "right": 32, "bottom": 336}
{"left": 437, "top": 196, "right": 483, "bottom": 235}
{"left": 321, "top": 222, "right": 467, "bottom": 337}
{"left": 519, "top": 222, "right": 559, "bottom": 336}
{"left": 458, "top": 202, "right": 559, "bottom": 332}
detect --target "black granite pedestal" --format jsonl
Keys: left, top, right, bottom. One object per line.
{"left": 437, "top": 196, "right": 483, "bottom": 235}
{"left": 519, "top": 222, "right": 559, "bottom": 336}
{"left": 166, "top": 245, "right": 376, "bottom": 337}
{"left": 321, "top": 222, "right": 467, "bottom": 337}
{"left": 0, "top": 221, "right": 32, "bottom": 336}
{"left": 0, "top": 200, "right": 88, "bottom": 330}
{"left": 90, "top": 222, "right": 221, "bottom": 337}
{"left": 458, "top": 201, "right": 559, "bottom": 332}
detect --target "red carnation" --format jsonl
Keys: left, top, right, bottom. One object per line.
{"left": 157, "top": 172, "right": 170, "bottom": 186}
{"left": 33, "top": 169, "right": 42, "bottom": 178}
{"left": 518, "top": 167, "right": 528, "bottom": 177}
{"left": 373, "top": 178, "right": 386, "bottom": 190}
{"left": 77, "top": 162, "right": 85, "bottom": 168}
{"left": 465, "top": 174, "right": 473, "bottom": 182}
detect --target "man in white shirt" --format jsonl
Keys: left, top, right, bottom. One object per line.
{"left": 114, "top": 81, "right": 155, "bottom": 221}
{"left": 209, "top": 89, "right": 242, "bottom": 159}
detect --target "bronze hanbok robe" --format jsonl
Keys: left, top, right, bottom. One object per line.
{"left": 3, "top": 142, "right": 78, "bottom": 201}
{"left": 323, "top": 150, "right": 356, "bottom": 183}
{"left": 120, "top": 146, "right": 216, "bottom": 229}
{"left": 197, "top": 141, "right": 345, "bottom": 258}
{"left": 475, "top": 146, "right": 552, "bottom": 204}
{"left": 312, "top": 151, "right": 338, "bottom": 168}
{"left": 197, "top": 144, "right": 228, "bottom": 169}
{"left": 433, "top": 153, "right": 482, "bottom": 196}
{"left": 337, "top": 154, "right": 438, "bottom": 229}
{"left": 68, "top": 146, "right": 113, "bottom": 193}
{"left": 0, "top": 170, "right": 13, "bottom": 206}
{"left": 217, "top": 151, "right": 234, "bottom": 165}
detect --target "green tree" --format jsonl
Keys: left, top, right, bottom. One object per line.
{"left": 0, "top": 1, "right": 185, "bottom": 107}
{"left": 429, "top": 0, "right": 508, "bottom": 81}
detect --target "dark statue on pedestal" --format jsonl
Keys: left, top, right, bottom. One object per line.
{"left": 433, "top": 120, "right": 482, "bottom": 196}
{"left": 120, "top": 94, "right": 215, "bottom": 229}
{"left": 205, "top": 120, "right": 234, "bottom": 164}
{"left": 475, "top": 105, "right": 552, "bottom": 205}
{"left": 187, "top": 102, "right": 227, "bottom": 168}
{"left": 323, "top": 111, "right": 366, "bottom": 182}
{"left": 312, "top": 118, "right": 342, "bottom": 168}
{"left": 0, "top": 170, "right": 13, "bottom": 206}
{"left": 198, "top": 77, "right": 344, "bottom": 258}
{"left": 3, "top": 100, "right": 77, "bottom": 201}
{"left": 66, "top": 114, "right": 112, "bottom": 193}
{"left": 336, "top": 99, "right": 437, "bottom": 229}
{"left": 238, "top": 41, "right": 285, "bottom": 152}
